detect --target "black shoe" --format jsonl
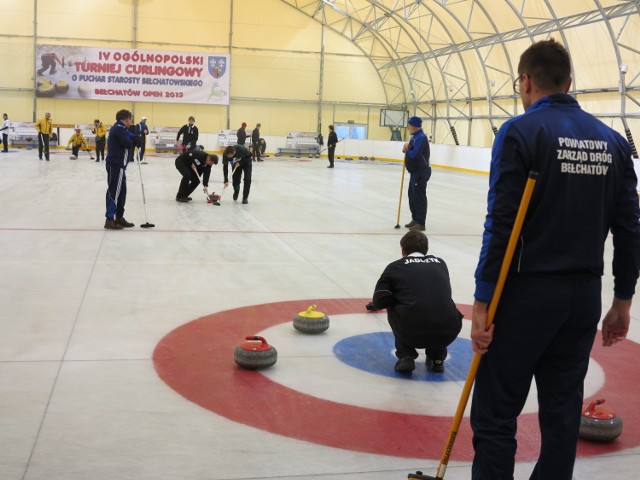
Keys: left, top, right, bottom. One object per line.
{"left": 327, "top": 165, "right": 334, "bottom": 168}
{"left": 426, "top": 357, "right": 445, "bottom": 373}
{"left": 116, "top": 217, "right": 135, "bottom": 228}
{"left": 233, "top": 190, "right": 239, "bottom": 201}
{"left": 394, "top": 357, "right": 415, "bottom": 373}
{"left": 242, "top": 198, "right": 248, "bottom": 204}
{"left": 95, "top": 159, "right": 99, "bottom": 162}
{"left": 187, "top": 197, "right": 193, "bottom": 201}
{"left": 176, "top": 197, "right": 189, "bottom": 203}
{"left": 409, "top": 223, "right": 425, "bottom": 231}
{"left": 405, "top": 220, "right": 416, "bottom": 228}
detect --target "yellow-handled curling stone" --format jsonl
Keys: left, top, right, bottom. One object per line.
{"left": 293, "top": 305, "right": 330, "bottom": 334}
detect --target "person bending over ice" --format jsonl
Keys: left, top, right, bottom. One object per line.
{"left": 368, "top": 230, "right": 463, "bottom": 373}
{"left": 175, "top": 147, "right": 218, "bottom": 202}
{"left": 67, "top": 128, "right": 90, "bottom": 159}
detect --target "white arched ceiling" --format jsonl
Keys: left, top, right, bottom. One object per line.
{"left": 279, "top": 0, "right": 640, "bottom": 149}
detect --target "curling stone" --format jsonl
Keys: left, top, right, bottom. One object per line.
{"left": 579, "top": 398, "right": 623, "bottom": 442}
{"left": 293, "top": 304, "right": 330, "bottom": 334}
{"left": 207, "top": 193, "right": 221, "bottom": 206}
{"left": 55, "top": 80, "right": 69, "bottom": 93}
{"left": 234, "top": 336, "right": 278, "bottom": 370}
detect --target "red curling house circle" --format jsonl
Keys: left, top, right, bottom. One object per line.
{"left": 153, "top": 298, "right": 640, "bottom": 460}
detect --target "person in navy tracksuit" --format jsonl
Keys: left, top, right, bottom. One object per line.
{"left": 104, "top": 109, "right": 135, "bottom": 230}
{"left": 402, "top": 116, "right": 431, "bottom": 231}
{"left": 470, "top": 39, "right": 640, "bottom": 480}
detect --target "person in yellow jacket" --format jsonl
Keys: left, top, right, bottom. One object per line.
{"left": 92, "top": 119, "right": 107, "bottom": 162}
{"left": 67, "top": 128, "right": 93, "bottom": 159}
{"left": 34, "top": 112, "right": 53, "bottom": 161}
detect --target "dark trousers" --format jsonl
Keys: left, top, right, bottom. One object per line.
{"left": 95, "top": 139, "right": 106, "bottom": 161}
{"left": 408, "top": 167, "right": 431, "bottom": 225}
{"left": 387, "top": 314, "right": 458, "bottom": 361}
{"left": 2, "top": 133, "right": 7, "bottom": 151}
{"left": 138, "top": 142, "right": 146, "bottom": 161}
{"left": 232, "top": 159, "right": 252, "bottom": 200}
{"left": 471, "top": 274, "right": 600, "bottom": 480}
{"left": 71, "top": 145, "right": 83, "bottom": 157}
{"left": 37, "top": 55, "right": 57, "bottom": 75}
{"left": 38, "top": 133, "right": 50, "bottom": 160}
{"left": 105, "top": 164, "right": 127, "bottom": 220}
{"left": 175, "top": 161, "right": 200, "bottom": 198}
{"left": 252, "top": 142, "right": 262, "bottom": 161}
{"left": 328, "top": 146, "right": 335, "bottom": 166}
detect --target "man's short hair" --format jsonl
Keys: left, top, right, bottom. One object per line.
{"left": 223, "top": 146, "right": 236, "bottom": 156}
{"left": 518, "top": 38, "right": 571, "bottom": 93}
{"left": 400, "top": 230, "right": 429, "bottom": 255}
{"left": 115, "top": 109, "right": 132, "bottom": 121}
{"left": 188, "top": 116, "right": 195, "bottom": 121}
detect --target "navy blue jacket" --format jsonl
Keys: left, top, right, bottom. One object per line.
{"left": 106, "top": 121, "right": 134, "bottom": 168}
{"left": 405, "top": 129, "right": 430, "bottom": 174}
{"left": 475, "top": 94, "right": 640, "bottom": 303}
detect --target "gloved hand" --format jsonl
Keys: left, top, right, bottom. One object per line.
{"left": 365, "top": 302, "right": 378, "bottom": 311}
{"left": 203, "top": 186, "right": 208, "bottom": 195}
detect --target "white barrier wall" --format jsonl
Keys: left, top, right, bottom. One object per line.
{"left": 55, "top": 128, "right": 639, "bottom": 191}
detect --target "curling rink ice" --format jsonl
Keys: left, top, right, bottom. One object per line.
{"left": 1, "top": 148, "right": 639, "bottom": 480}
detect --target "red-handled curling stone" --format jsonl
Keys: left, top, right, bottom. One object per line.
{"left": 233, "top": 336, "right": 278, "bottom": 370}
{"left": 579, "top": 398, "right": 623, "bottom": 442}
{"left": 292, "top": 305, "right": 330, "bottom": 334}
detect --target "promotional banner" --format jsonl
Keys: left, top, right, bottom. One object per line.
{"left": 35, "top": 44, "right": 229, "bottom": 105}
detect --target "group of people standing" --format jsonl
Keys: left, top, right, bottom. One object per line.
{"left": 236, "top": 122, "right": 264, "bottom": 162}
{"left": 27, "top": 113, "right": 144, "bottom": 164}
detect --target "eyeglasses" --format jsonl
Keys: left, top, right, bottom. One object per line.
{"left": 513, "top": 74, "right": 524, "bottom": 94}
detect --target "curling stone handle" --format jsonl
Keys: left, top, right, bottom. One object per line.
{"left": 585, "top": 398, "right": 606, "bottom": 415}
{"left": 306, "top": 305, "right": 317, "bottom": 315}
{"left": 245, "top": 335, "right": 269, "bottom": 348}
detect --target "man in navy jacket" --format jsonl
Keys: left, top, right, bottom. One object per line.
{"left": 402, "top": 116, "right": 431, "bottom": 231}
{"left": 104, "top": 109, "right": 135, "bottom": 230}
{"left": 470, "top": 39, "right": 640, "bottom": 480}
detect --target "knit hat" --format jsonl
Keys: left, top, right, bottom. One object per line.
{"left": 407, "top": 116, "right": 422, "bottom": 127}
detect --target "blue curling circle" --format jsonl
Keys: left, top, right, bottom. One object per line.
{"left": 333, "top": 332, "right": 473, "bottom": 381}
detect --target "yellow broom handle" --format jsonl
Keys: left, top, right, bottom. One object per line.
{"left": 435, "top": 171, "right": 538, "bottom": 479}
